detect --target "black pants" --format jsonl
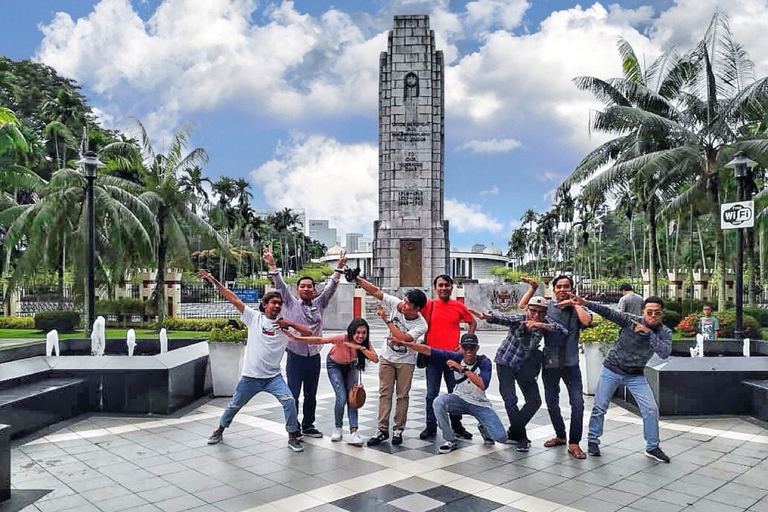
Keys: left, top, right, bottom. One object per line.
{"left": 542, "top": 364, "right": 584, "bottom": 444}
{"left": 286, "top": 351, "right": 321, "bottom": 430}
{"left": 497, "top": 352, "right": 542, "bottom": 442}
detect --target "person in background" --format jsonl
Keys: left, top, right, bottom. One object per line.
{"left": 618, "top": 283, "right": 644, "bottom": 316}
{"left": 698, "top": 303, "right": 720, "bottom": 340}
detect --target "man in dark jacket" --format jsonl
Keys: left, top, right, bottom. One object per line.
{"left": 573, "top": 295, "right": 672, "bottom": 463}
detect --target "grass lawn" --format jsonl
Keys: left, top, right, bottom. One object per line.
{"left": 0, "top": 328, "right": 206, "bottom": 340}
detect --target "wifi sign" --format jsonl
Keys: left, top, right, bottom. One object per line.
{"left": 720, "top": 201, "right": 755, "bottom": 229}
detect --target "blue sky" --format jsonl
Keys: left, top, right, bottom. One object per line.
{"left": 3, "top": 0, "right": 767, "bottom": 252}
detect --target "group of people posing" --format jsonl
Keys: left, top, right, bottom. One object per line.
{"left": 201, "top": 249, "right": 672, "bottom": 463}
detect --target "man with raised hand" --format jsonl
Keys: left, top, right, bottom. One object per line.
{"left": 519, "top": 275, "right": 592, "bottom": 459}
{"left": 571, "top": 294, "right": 672, "bottom": 463}
{"left": 200, "top": 270, "right": 312, "bottom": 452}
{"left": 394, "top": 333, "right": 510, "bottom": 454}
{"left": 349, "top": 274, "right": 428, "bottom": 447}
{"left": 264, "top": 245, "right": 345, "bottom": 439}
{"left": 420, "top": 274, "right": 477, "bottom": 441}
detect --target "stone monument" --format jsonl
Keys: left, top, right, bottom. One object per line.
{"left": 373, "top": 15, "right": 449, "bottom": 291}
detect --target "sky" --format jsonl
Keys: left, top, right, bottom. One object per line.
{"left": 3, "top": 0, "right": 768, "bottom": 252}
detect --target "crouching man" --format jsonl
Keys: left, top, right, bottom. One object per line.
{"left": 394, "top": 333, "right": 510, "bottom": 453}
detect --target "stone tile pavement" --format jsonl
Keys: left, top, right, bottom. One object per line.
{"left": 4, "top": 327, "right": 768, "bottom": 512}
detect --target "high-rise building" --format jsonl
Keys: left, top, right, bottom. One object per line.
{"left": 308, "top": 219, "right": 337, "bottom": 250}
{"left": 346, "top": 233, "right": 363, "bottom": 253}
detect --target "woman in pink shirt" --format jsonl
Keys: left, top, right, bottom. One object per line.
{"left": 287, "top": 318, "right": 378, "bottom": 445}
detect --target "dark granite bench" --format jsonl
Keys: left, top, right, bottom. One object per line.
{"left": 743, "top": 380, "right": 768, "bottom": 422}
{"left": 1, "top": 423, "right": 9, "bottom": 502}
{"left": 0, "top": 378, "right": 89, "bottom": 438}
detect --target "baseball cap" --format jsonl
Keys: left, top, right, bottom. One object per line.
{"left": 459, "top": 332, "right": 479, "bottom": 349}
{"left": 528, "top": 296, "right": 548, "bottom": 309}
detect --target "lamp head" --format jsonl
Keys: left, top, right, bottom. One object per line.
{"left": 77, "top": 151, "right": 105, "bottom": 177}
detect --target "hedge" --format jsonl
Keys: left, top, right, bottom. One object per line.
{"left": 160, "top": 317, "right": 235, "bottom": 332}
{"left": 0, "top": 316, "right": 34, "bottom": 328}
{"left": 34, "top": 310, "right": 81, "bottom": 333}
{"left": 208, "top": 325, "right": 247, "bottom": 343}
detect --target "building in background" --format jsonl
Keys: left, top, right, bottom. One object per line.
{"left": 308, "top": 219, "right": 337, "bottom": 250}
{"left": 471, "top": 243, "right": 486, "bottom": 253}
{"left": 346, "top": 232, "right": 363, "bottom": 253}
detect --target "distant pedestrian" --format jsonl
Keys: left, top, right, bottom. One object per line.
{"left": 200, "top": 270, "right": 312, "bottom": 452}
{"left": 618, "top": 283, "right": 643, "bottom": 316}
{"left": 698, "top": 304, "right": 720, "bottom": 340}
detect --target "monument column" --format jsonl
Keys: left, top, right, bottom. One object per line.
{"left": 373, "top": 15, "right": 449, "bottom": 291}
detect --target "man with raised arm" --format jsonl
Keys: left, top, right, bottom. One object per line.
{"left": 349, "top": 274, "right": 428, "bottom": 447}
{"left": 419, "top": 274, "right": 477, "bottom": 441}
{"left": 263, "top": 245, "right": 346, "bottom": 439}
{"left": 200, "top": 270, "right": 312, "bottom": 452}
{"left": 518, "top": 275, "right": 592, "bottom": 459}
{"left": 571, "top": 294, "right": 673, "bottom": 463}
{"left": 394, "top": 333, "right": 510, "bottom": 453}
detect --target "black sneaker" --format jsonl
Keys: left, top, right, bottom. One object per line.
{"left": 516, "top": 439, "right": 531, "bottom": 452}
{"left": 287, "top": 438, "right": 304, "bottom": 452}
{"left": 645, "top": 446, "right": 670, "bottom": 463}
{"left": 587, "top": 442, "right": 601, "bottom": 457}
{"left": 302, "top": 427, "right": 323, "bottom": 439}
{"left": 367, "top": 430, "right": 389, "bottom": 446}
{"left": 419, "top": 428, "right": 436, "bottom": 440}
{"left": 453, "top": 427, "right": 473, "bottom": 440}
{"left": 207, "top": 430, "right": 223, "bottom": 445}
{"left": 392, "top": 429, "right": 403, "bottom": 445}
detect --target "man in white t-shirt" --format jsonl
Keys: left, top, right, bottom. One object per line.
{"left": 200, "top": 270, "right": 312, "bottom": 452}
{"left": 350, "top": 275, "right": 427, "bottom": 447}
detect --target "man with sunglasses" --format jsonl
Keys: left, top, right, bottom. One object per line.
{"left": 570, "top": 294, "right": 672, "bottom": 463}
{"left": 393, "top": 333, "right": 510, "bottom": 454}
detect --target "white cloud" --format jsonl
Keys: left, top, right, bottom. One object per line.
{"left": 480, "top": 185, "right": 499, "bottom": 197}
{"left": 465, "top": 0, "right": 530, "bottom": 33}
{"left": 456, "top": 138, "right": 522, "bottom": 154}
{"left": 445, "top": 198, "right": 503, "bottom": 233}
{"left": 250, "top": 133, "right": 378, "bottom": 240}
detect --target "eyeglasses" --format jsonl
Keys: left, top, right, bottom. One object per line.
{"left": 645, "top": 310, "right": 663, "bottom": 317}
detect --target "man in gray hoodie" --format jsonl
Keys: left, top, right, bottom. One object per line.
{"left": 572, "top": 294, "right": 672, "bottom": 463}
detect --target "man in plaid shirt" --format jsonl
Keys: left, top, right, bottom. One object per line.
{"left": 470, "top": 295, "right": 566, "bottom": 451}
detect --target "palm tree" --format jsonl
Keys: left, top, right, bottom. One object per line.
{"left": 105, "top": 120, "right": 228, "bottom": 326}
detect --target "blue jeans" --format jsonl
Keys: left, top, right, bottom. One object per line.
{"left": 286, "top": 351, "right": 321, "bottom": 430}
{"left": 588, "top": 367, "right": 660, "bottom": 450}
{"left": 434, "top": 393, "right": 507, "bottom": 443}
{"left": 425, "top": 358, "right": 462, "bottom": 431}
{"left": 498, "top": 353, "right": 542, "bottom": 442}
{"left": 542, "top": 364, "right": 584, "bottom": 444}
{"left": 327, "top": 357, "right": 359, "bottom": 429}
{"left": 219, "top": 375, "right": 299, "bottom": 433}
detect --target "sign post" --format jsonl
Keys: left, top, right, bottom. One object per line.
{"left": 720, "top": 201, "right": 754, "bottom": 230}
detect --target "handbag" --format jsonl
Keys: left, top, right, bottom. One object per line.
{"left": 348, "top": 370, "right": 366, "bottom": 408}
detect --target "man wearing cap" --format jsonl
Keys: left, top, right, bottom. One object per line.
{"left": 469, "top": 295, "right": 567, "bottom": 452}
{"left": 618, "top": 283, "right": 643, "bottom": 316}
{"left": 394, "top": 333, "right": 510, "bottom": 454}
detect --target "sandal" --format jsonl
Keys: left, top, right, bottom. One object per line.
{"left": 543, "top": 437, "right": 567, "bottom": 448}
{"left": 568, "top": 443, "right": 586, "bottom": 459}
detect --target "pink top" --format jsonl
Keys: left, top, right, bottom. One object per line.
{"left": 328, "top": 333, "right": 363, "bottom": 365}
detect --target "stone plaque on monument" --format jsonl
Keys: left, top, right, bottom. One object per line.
{"left": 373, "top": 15, "right": 450, "bottom": 291}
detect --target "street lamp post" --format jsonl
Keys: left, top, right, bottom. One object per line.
{"left": 76, "top": 151, "right": 104, "bottom": 337}
{"left": 725, "top": 152, "right": 757, "bottom": 340}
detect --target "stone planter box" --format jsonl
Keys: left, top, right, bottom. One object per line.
{"left": 208, "top": 342, "right": 245, "bottom": 397}
{"left": 583, "top": 343, "right": 609, "bottom": 396}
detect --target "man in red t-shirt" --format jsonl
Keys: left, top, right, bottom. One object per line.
{"left": 420, "top": 274, "right": 478, "bottom": 440}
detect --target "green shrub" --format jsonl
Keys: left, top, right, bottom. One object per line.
{"left": 744, "top": 307, "right": 768, "bottom": 327}
{"left": 34, "top": 310, "right": 81, "bottom": 333}
{"left": 0, "top": 316, "right": 34, "bottom": 328}
{"left": 161, "top": 317, "right": 233, "bottom": 331}
{"left": 662, "top": 310, "right": 681, "bottom": 331}
{"left": 118, "top": 298, "right": 146, "bottom": 315}
{"left": 208, "top": 325, "right": 247, "bottom": 344}
{"left": 580, "top": 316, "right": 620, "bottom": 345}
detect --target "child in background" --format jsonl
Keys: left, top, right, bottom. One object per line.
{"left": 698, "top": 304, "right": 720, "bottom": 340}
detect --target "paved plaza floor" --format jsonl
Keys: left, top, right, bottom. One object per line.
{"left": 4, "top": 326, "right": 768, "bottom": 512}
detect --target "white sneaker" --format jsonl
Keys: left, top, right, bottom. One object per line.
{"left": 345, "top": 431, "right": 365, "bottom": 446}
{"left": 331, "top": 427, "right": 343, "bottom": 442}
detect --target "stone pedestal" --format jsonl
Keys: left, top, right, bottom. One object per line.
{"left": 667, "top": 270, "right": 686, "bottom": 302}
{"left": 140, "top": 268, "right": 182, "bottom": 317}
{"left": 373, "top": 15, "right": 449, "bottom": 291}
{"left": 693, "top": 269, "right": 712, "bottom": 301}
{"left": 641, "top": 269, "right": 651, "bottom": 299}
